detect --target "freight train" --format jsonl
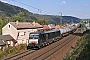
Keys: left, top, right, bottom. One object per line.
{"left": 27, "top": 25, "right": 77, "bottom": 49}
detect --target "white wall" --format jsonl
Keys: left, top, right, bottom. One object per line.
{"left": 2, "top": 23, "right": 17, "bottom": 40}
{"left": 17, "top": 29, "right": 37, "bottom": 44}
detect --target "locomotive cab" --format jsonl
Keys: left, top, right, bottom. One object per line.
{"left": 27, "top": 32, "right": 45, "bottom": 49}
{"left": 27, "top": 32, "right": 40, "bottom": 49}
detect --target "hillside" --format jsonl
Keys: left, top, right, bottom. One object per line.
{"left": 42, "top": 15, "right": 81, "bottom": 24}
{"left": 0, "top": 1, "right": 38, "bottom": 21}
{"left": 0, "top": 1, "right": 81, "bottom": 24}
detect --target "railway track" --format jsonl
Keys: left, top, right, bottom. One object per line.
{"left": 3, "top": 28, "right": 82, "bottom": 60}
{"left": 32, "top": 29, "right": 81, "bottom": 60}
{"left": 3, "top": 50, "right": 36, "bottom": 60}
{"left": 20, "top": 28, "right": 81, "bottom": 60}
{"left": 19, "top": 34, "right": 76, "bottom": 60}
{"left": 46, "top": 28, "right": 82, "bottom": 60}
{"left": 33, "top": 35, "right": 76, "bottom": 60}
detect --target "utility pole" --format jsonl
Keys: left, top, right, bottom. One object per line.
{"left": 59, "top": 12, "right": 62, "bottom": 26}
{"left": 71, "top": 19, "right": 73, "bottom": 24}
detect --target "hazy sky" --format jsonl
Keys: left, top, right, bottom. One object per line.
{"left": 0, "top": 0, "right": 90, "bottom": 19}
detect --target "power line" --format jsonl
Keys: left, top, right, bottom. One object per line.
{"left": 11, "top": 0, "right": 54, "bottom": 15}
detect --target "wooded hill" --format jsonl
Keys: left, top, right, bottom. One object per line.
{"left": 42, "top": 15, "right": 81, "bottom": 24}
{"left": 0, "top": 1, "right": 81, "bottom": 24}
{"left": 0, "top": 1, "right": 38, "bottom": 21}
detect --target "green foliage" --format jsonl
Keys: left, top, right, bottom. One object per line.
{"left": 37, "top": 18, "right": 46, "bottom": 25}
{"left": 0, "top": 44, "right": 26, "bottom": 59}
{"left": 8, "top": 48, "right": 17, "bottom": 54}
{"left": 12, "top": 12, "right": 25, "bottom": 22}
{"left": 0, "top": 20, "right": 3, "bottom": 27}
{"left": 0, "top": 19, "right": 9, "bottom": 35}
{"left": 0, "top": 52, "right": 4, "bottom": 59}
{"left": 64, "top": 30, "right": 90, "bottom": 60}
{"left": 0, "top": 1, "right": 38, "bottom": 21}
{"left": 0, "top": 19, "right": 3, "bottom": 35}
{"left": 15, "top": 44, "right": 26, "bottom": 51}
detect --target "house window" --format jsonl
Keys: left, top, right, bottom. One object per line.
{"left": 18, "top": 32, "right": 26, "bottom": 36}
{"left": 9, "top": 25, "right": 10, "bottom": 28}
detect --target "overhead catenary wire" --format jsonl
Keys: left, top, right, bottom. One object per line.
{"left": 11, "top": 0, "right": 54, "bottom": 15}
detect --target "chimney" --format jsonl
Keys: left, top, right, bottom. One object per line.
{"left": 15, "top": 20, "right": 18, "bottom": 25}
{"left": 32, "top": 21, "right": 35, "bottom": 26}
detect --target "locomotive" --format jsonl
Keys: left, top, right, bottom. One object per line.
{"left": 27, "top": 25, "right": 77, "bottom": 49}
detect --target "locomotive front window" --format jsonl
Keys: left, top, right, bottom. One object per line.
{"left": 30, "top": 34, "right": 39, "bottom": 39}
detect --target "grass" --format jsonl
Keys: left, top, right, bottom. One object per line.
{"left": 0, "top": 44, "right": 26, "bottom": 59}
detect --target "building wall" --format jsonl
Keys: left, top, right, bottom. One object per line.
{"left": 2, "top": 23, "right": 17, "bottom": 40}
{"left": 2, "top": 23, "right": 43, "bottom": 45}
{"left": 16, "top": 29, "right": 37, "bottom": 44}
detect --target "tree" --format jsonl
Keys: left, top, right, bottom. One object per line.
{"left": 12, "top": 12, "right": 25, "bottom": 22}
{"left": 37, "top": 18, "right": 46, "bottom": 25}
{"left": 0, "top": 19, "right": 3, "bottom": 35}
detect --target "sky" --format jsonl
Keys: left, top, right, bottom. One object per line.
{"left": 0, "top": 0, "right": 90, "bottom": 19}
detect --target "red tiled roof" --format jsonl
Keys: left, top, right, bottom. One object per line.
{"left": 43, "top": 25, "right": 50, "bottom": 30}
{"left": 10, "top": 22, "right": 43, "bottom": 29}
{"left": 55, "top": 25, "right": 60, "bottom": 28}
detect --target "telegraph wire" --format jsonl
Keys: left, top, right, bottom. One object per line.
{"left": 11, "top": 0, "right": 54, "bottom": 15}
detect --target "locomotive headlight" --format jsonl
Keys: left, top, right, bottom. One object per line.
{"left": 29, "top": 39, "right": 38, "bottom": 44}
{"left": 35, "top": 39, "right": 38, "bottom": 44}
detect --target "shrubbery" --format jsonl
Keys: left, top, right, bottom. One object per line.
{"left": 0, "top": 44, "right": 26, "bottom": 59}
{"left": 64, "top": 30, "right": 90, "bottom": 60}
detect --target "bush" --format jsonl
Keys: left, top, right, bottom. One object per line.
{"left": 0, "top": 52, "right": 4, "bottom": 59}
{"left": 63, "top": 30, "right": 90, "bottom": 60}
{"left": 8, "top": 48, "right": 17, "bottom": 54}
{"left": 0, "top": 44, "right": 26, "bottom": 59}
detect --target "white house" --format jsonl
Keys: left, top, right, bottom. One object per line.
{"left": 2, "top": 21, "right": 43, "bottom": 45}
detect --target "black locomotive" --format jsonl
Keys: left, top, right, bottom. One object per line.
{"left": 27, "top": 25, "right": 76, "bottom": 49}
